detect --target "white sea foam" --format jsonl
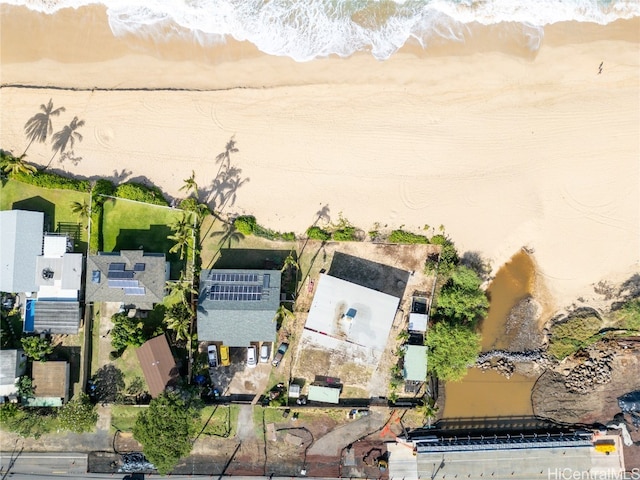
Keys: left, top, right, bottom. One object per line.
{"left": 3, "top": 0, "right": 639, "bottom": 61}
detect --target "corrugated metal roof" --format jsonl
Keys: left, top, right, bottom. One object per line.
{"left": 33, "top": 301, "right": 80, "bottom": 334}
{"left": 136, "top": 334, "right": 178, "bottom": 398}
{"left": 31, "top": 361, "right": 69, "bottom": 399}
{"left": 0, "top": 349, "right": 26, "bottom": 387}
{"left": 308, "top": 384, "right": 341, "bottom": 404}
{"left": 197, "top": 269, "right": 280, "bottom": 346}
{"left": 403, "top": 345, "right": 428, "bottom": 382}
{"left": 0, "top": 210, "right": 43, "bottom": 293}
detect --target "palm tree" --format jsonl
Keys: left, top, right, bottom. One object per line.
{"left": 70, "top": 200, "right": 90, "bottom": 222}
{"left": 416, "top": 397, "right": 439, "bottom": 424}
{"left": 168, "top": 229, "right": 191, "bottom": 260}
{"left": 169, "top": 212, "right": 192, "bottom": 233}
{"left": 281, "top": 250, "right": 300, "bottom": 273}
{"left": 23, "top": 99, "right": 65, "bottom": 155}
{"left": 274, "top": 304, "right": 295, "bottom": 326}
{"left": 165, "top": 275, "right": 197, "bottom": 305}
{"left": 46, "top": 116, "right": 85, "bottom": 169}
{"left": 1, "top": 153, "right": 37, "bottom": 176}
{"left": 179, "top": 170, "right": 198, "bottom": 199}
{"left": 164, "top": 303, "right": 193, "bottom": 342}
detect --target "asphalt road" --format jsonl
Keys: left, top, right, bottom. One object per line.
{"left": 0, "top": 451, "right": 340, "bottom": 480}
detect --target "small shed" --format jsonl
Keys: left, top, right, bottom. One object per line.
{"left": 289, "top": 383, "right": 301, "bottom": 399}
{"left": 308, "top": 384, "right": 341, "bottom": 404}
{"left": 26, "top": 361, "right": 70, "bottom": 407}
{"left": 408, "top": 313, "right": 428, "bottom": 333}
{"left": 403, "top": 345, "right": 428, "bottom": 382}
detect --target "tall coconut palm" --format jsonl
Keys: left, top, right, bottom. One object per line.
{"left": 168, "top": 229, "right": 191, "bottom": 260}
{"left": 212, "top": 221, "right": 244, "bottom": 248}
{"left": 46, "top": 116, "right": 85, "bottom": 169}
{"left": 165, "top": 274, "right": 197, "bottom": 305}
{"left": 164, "top": 303, "right": 193, "bottom": 342}
{"left": 1, "top": 153, "right": 37, "bottom": 176}
{"left": 281, "top": 250, "right": 299, "bottom": 273}
{"left": 179, "top": 170, "right": 198, "bottom": 199}
{"left": 23, "top": 99, "right": 65, "bottom": 155}
{"left": 70, "top": 200, "right": 90, "bottom": 222}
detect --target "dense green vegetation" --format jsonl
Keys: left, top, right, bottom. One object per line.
{"left": 133, "top": 392, "right": 201, "bottom": 474}
{"left": 21, "top": 336, "right": 54, "bottom": 361}
{"left": 114, "top": 182, "right": 168, "bottom": 206}
{"left": 388, "top": 229, "right": 429, "bottom": 244}
{"left": 434, "top": 266, "right": 489, "bottom": 325}
{"left": 426, "top": 321, "right": 482, "bottom": 382}
{"left": 0, "top": 394, "right": 98, "bottom": 438}
{"left": 110, "top": 310, "right": 164, "bottom": 355}
{"left": 57, "top": 394, "right": 98, "bottom": 433}
{"left": 306, "top": 226, "right": 331, "bottom": 241}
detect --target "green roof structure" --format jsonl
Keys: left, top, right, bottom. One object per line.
{"left": 403, "top": 345, "right": 428, "bottom": 382}
{"left": 197, "top": 269, "right": 281, "bottom": 347}
{"left": 308, "top": 384, "right": 341, "bottom": 404}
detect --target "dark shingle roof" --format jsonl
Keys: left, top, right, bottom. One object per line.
{"left": 33, "top": 301, "right": 80, "bottom": 334}
{"left": 85, "top": 251, "right": 166, "bottom": 309}
{"left": 0, "top": 210, "right": 43, "bottom": 293}
{"left": 197, "top": 269, "right": 281, "bottom": 346}
{"left": 136, "top": 334, "right": 178, "bottom": 398}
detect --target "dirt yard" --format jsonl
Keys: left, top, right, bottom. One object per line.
{"left": 289, "top": 241, "right": 439, "bottom": 399}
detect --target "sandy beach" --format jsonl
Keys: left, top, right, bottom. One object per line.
{"left": 1, "top": 5, "right": 638, "bottom": 308}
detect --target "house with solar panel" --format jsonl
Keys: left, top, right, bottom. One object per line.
{"left": 197, "top": 269, "right": 282, "bottom": 348}
{"left": 85, "top": 250, "right": 169, "bottom": 310}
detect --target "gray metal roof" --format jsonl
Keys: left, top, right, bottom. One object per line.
{"left": 0, "top": 210, "right": 43, "bottom": 293}
{"left": 85, "top": 251, "right": 166, "bottom": 309}
{"left": 33, "top": 301, "right": 80, "bottom": 334}
{"left": 197, "top": 269, "right": 281, "bottom": 346}
{"left": 0, "top": 349, "right": 26, "bottom": 387}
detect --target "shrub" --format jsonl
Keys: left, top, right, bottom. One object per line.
{"left": 11, "top": 170, "right": 90, "bottom": 191}
{"left": 280, "top": 232, "right": 296, "bottom": 241}
{"left": 332, "top": 226, "right": 357, "bottom": 241}
{"left": 388, "top": 229, "right": 429, "bottom": 244}
{"left": 548, "top": 315, "right": 602, "bottom": 360}
{"left": 58, "top": 394, "right": 98, "bottom": 433}
{"left": 92, "top": 178, "right": 115, "bottom": 198}
{"left": 426, "top": 321, "right": 481, "bottom": 382}
{"left": 115, "top": 182, "right": 168, "bottom": 206}
{"left": 234, "top": 215, "right": 257, "bottom": 235}
{"left": 430, "top": 234, "right": 459, "bottom": 274}
{"left": 21, "top": 336, "right": 54, "bottom": 361}
{"left": 306, "top": 226, "right": 331, "bottom": 241}
{"left": 434, "top": 266, "right": 489, "bottom": 325}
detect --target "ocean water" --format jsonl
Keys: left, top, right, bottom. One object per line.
{"left": 3, "top": 0, "right": 639, "bottom": 61}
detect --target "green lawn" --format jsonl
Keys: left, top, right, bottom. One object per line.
{"left": 111, "top": 405, "right": 144, "bottom": 432}
{"left": 199, "top": 405, "right": 239, "bottom": 438}
{"left": 101, "top": 198, "right": 187, "bottom": 277}
{"left": 0, "top": 179, "right": 89, "bottom": 250}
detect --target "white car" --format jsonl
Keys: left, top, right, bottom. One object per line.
{"left": 260, "top": 344, "right": 270, "bottom": 363}
{"left": 207, "top": 345, "right": 218, "bottom": 368}
{"left": 246, "top": 346, "right": 257, "bottom": 368}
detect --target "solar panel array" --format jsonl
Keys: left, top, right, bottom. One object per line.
{"left": 210, "top": 284, "right": 262, "bottom": 301}
{"left": 108, "top": 270, "right": 135, "bottom": 279}
{"left": 124, "top": 287, "right": 146, "bottom": 295}
{"left": 108, "top": 263, "right": 126, "bottom": 271}
{"left": 133, "top": 263, "right": 146, "bottom": 271}
{"left": 209, "top": 272, "right": 259, "bottom": 283}
{"left": 108, "top": 279, "right": 139, "bottom": 288}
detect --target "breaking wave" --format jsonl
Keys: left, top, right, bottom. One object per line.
{"left": 3, "top": 0, "right": 639, "bottom": 61}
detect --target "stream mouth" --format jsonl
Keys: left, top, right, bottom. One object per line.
{"left": 442, "top": 251, "right": 542, "bottom": 419}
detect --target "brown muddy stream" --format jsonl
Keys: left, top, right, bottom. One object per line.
{"left": 442, "top": 251, "right": 540, "bottom": 418}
